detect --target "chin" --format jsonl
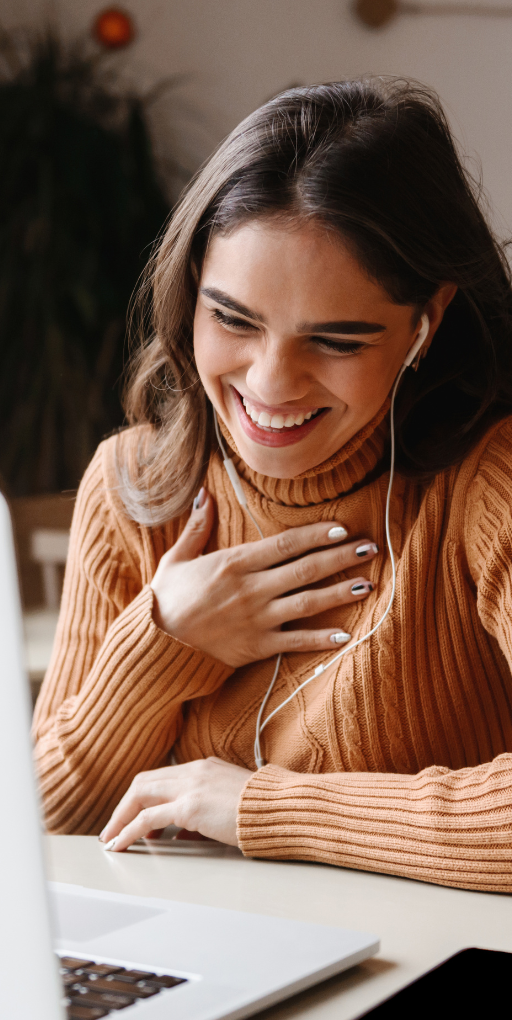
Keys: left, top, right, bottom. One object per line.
{"left": 233, "top": 434, "right": 328, "bottom": 479}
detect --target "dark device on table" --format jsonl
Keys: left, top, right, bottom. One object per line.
{"left": 359, "top": 947, "right": 512, "bottom": 1018}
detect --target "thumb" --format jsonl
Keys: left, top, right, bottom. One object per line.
{"left": 167, "top": 488, "right": 215, "bottom": 563}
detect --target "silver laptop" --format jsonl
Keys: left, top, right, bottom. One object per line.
{"left": 0, "top": 492, "right": 379, "bottom": 1020}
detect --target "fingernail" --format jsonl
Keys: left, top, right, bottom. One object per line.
{"left": 330, "top": 631, "right": 351, "bottom": 644}
{"left": 192, "top": 487, "right": 206, "bottom": 511}
{"left": 98, "top": 827, "right": 107, "bottom": 842}
{"left": 351, "top": 581, "right": 374, "bottom": 594}
{"left": 103, "top": 838, "right": 117, "bottom": 851}
{"left": 328, "top": 526, "right": 348, "bottom": 541}
{"left": 355, "top": 543, "right": 379, "bottom": 557}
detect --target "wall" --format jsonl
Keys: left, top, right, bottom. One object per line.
{"left": 1, "top": 0, "right": 511, "bottom": 235}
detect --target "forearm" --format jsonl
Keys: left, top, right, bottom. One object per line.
{"left": 237, "top": 756, "right": 512, "bottom": 892}
{"left": 34, "top": 586, "right": 233, "bottom": 834}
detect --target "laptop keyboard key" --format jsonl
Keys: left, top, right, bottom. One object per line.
{"left": 66, "top": 1005, "right": 108, "bottom": 1019}
{"left": 70, "top": 990, "right": 135, "bottom": 1010}
{"left": 112, "top": 969, "right": 156, "bottom": 981}
{"left": 148, "top": 974, "right": 187, "bottom": 988}
{"left": 61, "top": 958, "right": 94, "bottom": 971}
{"left": 88, "top": 977, "right": 159, "bottom": 998}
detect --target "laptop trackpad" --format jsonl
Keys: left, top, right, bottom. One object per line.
{"left": 50, "top": 888, "right": 164, "bottom": 942}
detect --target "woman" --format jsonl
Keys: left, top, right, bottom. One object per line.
{"left": 34, "top": 79, "right": 512, "bottom": 891}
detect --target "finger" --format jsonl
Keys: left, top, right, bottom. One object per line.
{"left": 239, "top": 521, "right": 349, "bottom": 572}
{"left": 105, "top": 804, "right": 176, "bottom": 852}
{"left": 270, "top": 576, "right": 375, "bottom": 625}
{"left": 263, "top": 539, "right": 379, "bottom": 598}
{"left": 165, "top": 489, "right": 215, "bottom": 563}
{"left": 101, "top": 777, "right": 177, "bottom": 843}
{"left": 264, "top": 626, "right": 360, "bottom": 656}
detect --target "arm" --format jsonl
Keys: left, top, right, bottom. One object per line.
{"left": 237, "top": 756, "right": 512, "bottom": 891}
{"left": 33, "top": 441, "right": 233, "bottom": 835}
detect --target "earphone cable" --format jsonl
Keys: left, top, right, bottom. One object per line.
{"left": 213, "top": 409, "right": 265, "bottom": 540}
{"left": 253, "top": 363, "right": 406, "bottom": 767}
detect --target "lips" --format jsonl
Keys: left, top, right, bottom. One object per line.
{"left": 231, "top": 387, "right": 328, "bottom": 448}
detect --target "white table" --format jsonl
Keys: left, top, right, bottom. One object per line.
{"left": 45, "top": 835, "right": 512, "bottom": 1019}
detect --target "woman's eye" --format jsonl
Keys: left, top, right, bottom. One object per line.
{"left": 312, "top": 337, "right": 366, "bottom": 356}
{"left": 211, "top": 309, "right": 256, "bottom": 332}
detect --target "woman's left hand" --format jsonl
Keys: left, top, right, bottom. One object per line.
{"left": 99, "top": 758, "right": 252, "bottom": 851}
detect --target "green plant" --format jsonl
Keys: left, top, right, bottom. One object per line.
{"left": 0, "top": 24, "right": 172, "bottom": 495}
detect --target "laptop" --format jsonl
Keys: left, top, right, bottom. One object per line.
{"left": 0, "top": 491, "right": 379, "bottom": 1020}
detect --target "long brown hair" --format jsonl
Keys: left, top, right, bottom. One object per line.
{"left": 122, "top": 78, "right": 512, "bottom": 525}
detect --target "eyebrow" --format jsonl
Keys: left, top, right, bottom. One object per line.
{"left": 297, "top": 320, "right": 385, "bottom": 335}
{"left": 200, "top": 287, "right": 266, "bottom": 324}
{"left": 200, "top": 287, "right": 385, "bottom": 335}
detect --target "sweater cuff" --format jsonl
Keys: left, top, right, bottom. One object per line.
{"left": 237, "top": 763, "right": 328, "bottom": 859}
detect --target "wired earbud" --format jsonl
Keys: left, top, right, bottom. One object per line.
{"left": 403, "top": 313, "right": 430, "bottom": 369}
{"left": 214, "top": 313, "right": 430, "bottom": 768}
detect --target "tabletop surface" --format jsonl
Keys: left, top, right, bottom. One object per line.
{"left": 45, "top": 834, "right": 512, "bottom": 1020}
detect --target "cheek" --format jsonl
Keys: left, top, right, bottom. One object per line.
{"left": 193, "top": 317, "right": 225, "bottom": 388}
{"left": 316, "top": 353, "right": 391, "bottom": 410}
{"left": 194, "top": 319, "right": 247, "bottom": 387}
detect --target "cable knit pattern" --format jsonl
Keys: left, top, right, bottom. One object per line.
{"left": 33, "top": 412, "right": 512, "bottom": 890}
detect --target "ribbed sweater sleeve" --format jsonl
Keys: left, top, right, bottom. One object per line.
{"left": 238, "top": 423, "right": 512, "bottom": 892}
{"left": 33, "top": 444, "right": 233, "bottom": 835}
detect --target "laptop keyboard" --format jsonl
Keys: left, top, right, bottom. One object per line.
{"left": 59, "top": 955, "right": 187, "bottom": 1018}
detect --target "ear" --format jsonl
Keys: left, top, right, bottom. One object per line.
{"left": 423, "top": 282, "right": 458, "bottom": 347}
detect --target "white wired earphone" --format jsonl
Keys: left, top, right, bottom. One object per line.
{"left": 213, "top": 314, "right": 430, "bottom": 768}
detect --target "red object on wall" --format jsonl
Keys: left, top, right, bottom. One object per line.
{"left": 93, "top": 8, "right": 135, "bottom": 49}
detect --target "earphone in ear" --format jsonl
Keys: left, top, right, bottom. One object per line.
{"left": 403, "top": 313, "right": 430, "bottom": 369}
{"left": 214, "top": 311, "right": 431, "bottom": 768}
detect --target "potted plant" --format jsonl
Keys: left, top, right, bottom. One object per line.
{"left": 0, "top": 21, "right": 172, "bottom": 499}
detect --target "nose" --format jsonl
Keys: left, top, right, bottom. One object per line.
{"left": 244, "top": 338, "right": 311, "bottom": 406}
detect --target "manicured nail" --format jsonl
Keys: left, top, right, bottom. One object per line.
{"left": 98, "top": 827, "right": 107, "bottom": 842}
{"left": 103, "top": 838, "right": 117, "bottom": 851}
{"left": 330, "top": 631, "right": 351, "bottom": 644}
{"left": 351, "top": 581, "right": 374, "bottom": 594}
{"left": 328, "top": 526, "right": 348, "bottom": 541}
{"left": 192, "top": 487, "right": 206, "bottom": 511}
{"left": 355, "top": 543, "right": 379, "bottom": 557}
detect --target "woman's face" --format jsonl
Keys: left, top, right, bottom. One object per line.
{"left": 194, "top": 218, "right": 451, "bottom": 478}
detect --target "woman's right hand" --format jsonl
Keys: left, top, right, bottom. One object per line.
{"left": 150, "top": 488, "right": 379, "bottom": 668}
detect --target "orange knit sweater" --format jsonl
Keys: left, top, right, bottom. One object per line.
{"left": 33, "top": 408, "right": 512, "bottom": 892}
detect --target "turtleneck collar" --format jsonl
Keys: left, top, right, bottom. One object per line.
{"left": 218, "top": 400, "right": 390, "bottom": 507}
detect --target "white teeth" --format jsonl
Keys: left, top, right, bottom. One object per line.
{"left": 242, "top": 398, "right": 318, "bottom": 429}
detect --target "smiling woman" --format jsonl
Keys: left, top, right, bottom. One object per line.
{"left": 33, "top": 80, "right": 512, "bottom": 891}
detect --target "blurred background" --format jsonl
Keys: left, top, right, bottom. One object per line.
{"left": 1, "top": 0, "right": 510, "bottom": 698}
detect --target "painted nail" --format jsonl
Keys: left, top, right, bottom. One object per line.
{"left": 330, "top": 631, "right": 351, "bottom": 644}
{"left": 103, "top": 838, "right": 117, "bottom": 852}
{"left": 351, "top": 581, "right": 374, "bottom": 594}
{"left": 98, "top": 827, "right": 107, "bottom": 842}
{"left": 327, "top": 526, "right": 348, "bottom": 541}
{"left": 192, "top": 487, "right": 206, "bottom": 511}
{"left": 355, "top": 543, "right": 379, "bottom": 557}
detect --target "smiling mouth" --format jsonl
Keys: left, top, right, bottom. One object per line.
{"left": 237, "top": 391, "right": 327, "bottom": 433}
